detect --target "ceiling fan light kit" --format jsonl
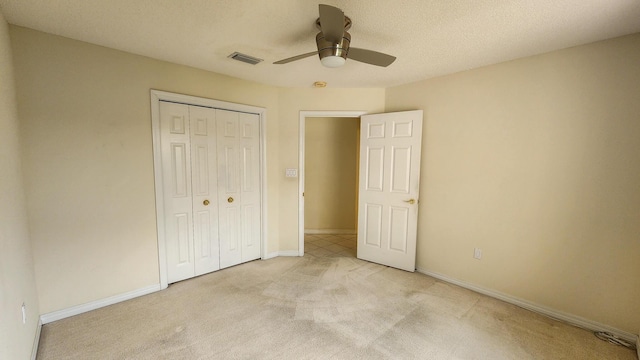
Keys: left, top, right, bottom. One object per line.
{"left": 274, "top": 4, "right": 396, "bottom": 68}
{"left": 320, "top": 56, "right": 345, "bottom": 68}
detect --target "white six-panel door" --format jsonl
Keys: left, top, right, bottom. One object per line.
{"left": 357, "top": 110, "right": 423, "bottom": 272}
{"left": 159, "top": 102, "right": 260, "bottom": 283}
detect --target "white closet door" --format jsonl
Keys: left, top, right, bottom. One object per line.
{"left": 217, "top": 110, "right": 242, "bottom": 268}
{"left": 189, "top": 106, "right": 220, "bottom": 276}
{"left": 217, "top": 110, "right": 261, "bottom": 268}
{"left": 160, "top": 101, "right": 261, "bottom": 281}
{"left": 238, "top": 112, "right": 261, "bottom": 262}
{"left": 160, "top": 102, "right": 195, "bottom": 283}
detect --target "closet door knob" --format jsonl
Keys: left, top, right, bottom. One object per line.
{"left": 203, "top": 199, "right": 210, "bottom": 206}
{"left": 227, "top": 197, "right": 234, "bottom": 203}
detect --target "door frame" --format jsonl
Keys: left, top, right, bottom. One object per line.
{"left": 298, "top": 111, "right": 367, "bottom": 256}
{"left": 151, "top": 90, "right": 268, "bottom": 289}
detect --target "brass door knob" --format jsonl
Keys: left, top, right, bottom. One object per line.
{"left": 404, "top": 199, "right": 416, "bottom": 205}
{"left": 203, "top": 199, "right": 210, "bottom": 206}
{"left": 227, "top": 197, "right": 234, "bottom": 203}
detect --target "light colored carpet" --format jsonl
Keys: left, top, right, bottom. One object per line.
{"left": 36, "top": 239, "right": 635, "bottom": 359}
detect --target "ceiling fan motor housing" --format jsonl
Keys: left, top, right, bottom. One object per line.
{"left": 316, "top": 31, "right": 351, "bottom": 63}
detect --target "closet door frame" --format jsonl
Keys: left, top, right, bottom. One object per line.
{"left": 150, "top": 90, "right": 268, "bottom": 289}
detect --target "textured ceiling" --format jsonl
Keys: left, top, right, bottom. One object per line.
{"left": 1, "top": 0, "right": 640, "bottom": 88}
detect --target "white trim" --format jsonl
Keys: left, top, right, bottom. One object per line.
{"left": 298, "top": 113, "right": 305, "bottom": 257}
{"left": 264, "top": 250, "right": 301, "bottom": 259}
{"left": 40, "top": 284, "right": 161, "bottom": 324}
{"left": 260, "top": 105, "right": 268, "bottom": 262}
{"left": 31, "top": 318, "right": 42, "bottom": 360}
{"left": 298, "top": 111, "right": 367, "bottom": 257}
{"left": 150, "top": 91, "right": 168, "bottom": 289}
{"left": 416, "top": 267, "right": 638, "bottom": 344}
{"left": 304, "top": 229, "right": 357, "bottom": 235}
{"left": 150, "top": 90, "right": 268, "bottom": 289}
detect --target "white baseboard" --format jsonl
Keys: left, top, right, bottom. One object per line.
{"left": 304, "top": 229, "right": 356, "bottom": 235}
{"left": 277, "top": 250, "right": 302, "bottom": 257}
{"left": 264, "top": 250, "right": 301, "bottom": 259}
{"left": 31, "top": 318, "right": 42, "bottom": 360}
{"left": 40, "top": 284, "right": 161, "bottom": 324}
{"left": 416, "top": 267, "right": 638, "bottom": 344}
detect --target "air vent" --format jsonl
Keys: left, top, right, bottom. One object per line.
{"left": 228, "top": 52, "right": 263, "bottom": 65}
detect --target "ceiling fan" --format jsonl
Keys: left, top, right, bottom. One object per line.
{"left": 273, "top": 4, "right": 396, "bottom": 68}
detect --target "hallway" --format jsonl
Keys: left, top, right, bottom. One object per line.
{"left": 304, "top": 233, "right": 357, "bottom": 258}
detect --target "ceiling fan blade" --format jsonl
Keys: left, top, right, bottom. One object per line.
{"left": 347, "top": 48, "right": 396, "bottom": 67}
{"left": 273, "top": 51, "right": 319, "bottom": 64}
{"left": 319, "top": 4, "right": 344, "bottom": 43}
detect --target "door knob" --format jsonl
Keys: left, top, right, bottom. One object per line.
{"left": 203, "top": 199, "right": 210, "bottom": 206}
{"left": 227, "top": 197, "right": 234, "bottom": 203}
{"left": 404, "top": 199, "right": 416, "bottom": 205}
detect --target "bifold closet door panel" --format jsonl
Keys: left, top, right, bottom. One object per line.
{"left": 238, "top": 112, "right": 261, "bottom": 262}
{"left": 216, "top": 109, "right": 243, "bottom": 269}
{"left": 189, "top": 106, "right": 221, "bottom": 276}
{"left": 160, "top": 102, "right": 196, "bottom": 283}
{"left": 217, "top": 110, "right": 261, "bottom": 268}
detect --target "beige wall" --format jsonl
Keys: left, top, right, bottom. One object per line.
{"left": 10, "top": 26, "right": 281, "bottom": 314}
{"left": 386, "top": 33, "right": 640, "bottom": 333}
{"left": 0, "top": 13, "right": 40, "bottom": 360}
{"left": 277, "top": 88, "right": 385, "bottom": 251}
{"left": 304, "top": 117, "right": 359, "bottom": 231}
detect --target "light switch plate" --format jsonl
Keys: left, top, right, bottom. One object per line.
{"left": 285, "top": 168, "right": 298, "bottom": 178}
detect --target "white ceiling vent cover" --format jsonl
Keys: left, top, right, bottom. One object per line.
{"left": 228, "top": 52, "right": 263, "bottom": 65}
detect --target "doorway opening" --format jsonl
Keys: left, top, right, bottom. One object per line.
{"left": 300, "top": 110, "right": 424, "bottom": 271}
{"left": 298, "top": 111, "right": 366, "bottom": 258}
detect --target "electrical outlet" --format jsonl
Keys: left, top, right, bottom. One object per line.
{"left": 474, "top": 248, "right": 482, "bottom": 260}
{"left": 21, "top": 303, "right": 26, "bottom": 324}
